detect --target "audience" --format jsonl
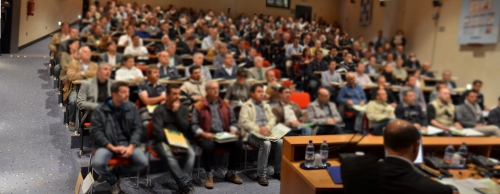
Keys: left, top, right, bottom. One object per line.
{"left": 213, "top": 43, "right": 229, "bottom": 67}
{"left": 395, "top": 90, "right": 427, "bottom": 132}
{"left": 201, "top": 27, "right": 218, "bottom": 49}
{"left": 118, "top": 25, "right": 143, "bottom": 47}
{"left": 364, "top": 56, "right": 379, "bottom": 75}
{"left": 181, "top": 66, "right": 206, "bottom": 102}
{"left": 157, "top": 51, "right": 180, "bottom": 79}
{"left": 98, "top": 41, "right": 123, "bottom": 65}
{"left": 123, "top": 35, "right": 148, "bottom": 55}
{"left": 49, "top": 22, "right": 71, "bottom": 59}
{"left": 166, "top": 43, "right": 184, "bottom": 67}
{"left": 337, "top": 73, "right": 367, "bottom": 132}
{"left": 191, "top": 81, "right": 243, "bottom": 189}
{"left": 180, "top": 35, "right": 199, "bottom": 55}
{"left": 321, "top": 61, "right": 342, "bottom": 98}
{"left": 272, "top": 86, "right": 312, "bottom": 136}
{"left": 115, "top": 55, "right": 143, "bottom": 81}
{"left": 86, "top": 24, "right": 104, "bottom": 45}
{"left": 214, "top": 53, "right": 237, "bottom": 79}
{"left": 247, "top": 56, "right": 266, "bottom": 81}
{"left": 307, "top": 50, "right": 328, "bottom": 99}
{"left": 429, "top": 81, "right": 446, "bottom": 102}
{"left": 241, "top": 47, "right": 257, "bottom": 68}
{"left": 339, "top": 53, "right": 356, "bottom": 72}
{"left": 225, "top": 69, "right": 251, "bottom": 107}
{"left": 455, "top": 91, "right": 500, "bottom": 136}
{"left": 403, "top": 54, "right": 421, "bottom": 70}
{"left": 460, "top": 80, "right": 486, "bottom": 110}
{"left": 442, "top": 70, "right": 456, "bottom": 89}
{"left": 185, "top": 53, "right": 211, "bottom": 80}
{"left": 152, "top": 85, "right": 196, "bottom": 194}
{"left": 90, "top": 81, "right": 148, "bottom": 194}
{"left": 77, "top": 63, "right": 113, "bottom": 122}
{"left": 427, "top": 88, "right": 456, "bottom": 134}
{"left": 264, "top": 69, "right": 282, "bottom": 104}
{"left": 307, "top": 88, "right": 344, "bottom": 135}
{"left": 392, "top": 58, "right": 408, "bottom": 81}
{"left": 57, "top": 39, "right": 80, "bottom": 80}
{"left": 354, "top": 63, "right": 373, "bottom": 85}
{"left": 399, "top": 76, "right": 426, "bottom": 112}
{"left": 365, "top": 89, "right": 395, "bottom": 135}
{"left": 154, "top": 35, "right": 170, "bottom": 54}
{"left": 370, "top": 76, "right": 397, "bottom": 107}
{"left": 488, "top": 97, "right": 500, "bottom": 129}
{"left": 420, "top": 61, "right": 434, "bottom": 78}
{"left": 322, "top": 47, "right": 342, "bottom": 65}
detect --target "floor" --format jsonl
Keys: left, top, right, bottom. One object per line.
{"left": 0, "top": 37, "right": 281, "bottom": 194}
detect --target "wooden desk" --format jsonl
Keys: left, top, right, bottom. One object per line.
{"left": 281, "top": 135, "right": 500, "bottom": 194}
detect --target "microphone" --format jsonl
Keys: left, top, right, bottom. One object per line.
{"left": 329, "top": 126, "right": 374, "bottom": 152}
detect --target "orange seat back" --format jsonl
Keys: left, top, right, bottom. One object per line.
{"left": 289, "top": 92, "right": 310, "bottom": 109}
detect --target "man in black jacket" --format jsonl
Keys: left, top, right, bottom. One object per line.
{"left": 90, "top": 81, "right": 148, "bottom": 194}
{"left": 379, "top": 120, "right": 455, "bottom": 194}
{"left": 395, "top": 90, "right": 428, "bottom": 132}
{"left": 488, "top": 97, "right": 500, "bottom": 129}
{"left": 152, "top": 85, "right": 195, "bottom": 194}
{"left": 307, "top": 50, "right": 327, "bottom": 99}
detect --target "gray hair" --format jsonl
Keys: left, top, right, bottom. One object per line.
{"left": 205, "top": 80, "right": 219, "bottom": 90}
{"left": 79, "top": 46, "right": 90, "bottom": 53}
{"left": 98, "top": 63, "right": 112, "bottom": 69}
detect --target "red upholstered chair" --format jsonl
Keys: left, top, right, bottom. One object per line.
{"left": 263, "top": 60, "right": 271, "bottom": 68}
{"left": 289, "top": 92, "right": 311, "bottom": 110}
{"left": 89, "top": 150, "right": 132, "bottom": 192}
{"left": 271, "top": 68, "right": 281, "bottom": 79}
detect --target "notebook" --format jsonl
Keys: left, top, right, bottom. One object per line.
{"left": 214, "top": 132, "right": 238, "bottom": 143}
{"left": 164, "top": 129, "right": 189, "bottom": 149}
{"left": 146, "top": 104, "right": 158, "bottom": 114}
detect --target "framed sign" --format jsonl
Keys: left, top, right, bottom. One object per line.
{"left": 359, "top": 0, "right": 372, "bottom": 26}
{"left": 266, "top": 0, "right": 291, "bottom": 9}
{"left": 457, "top": 0, "right": 500, "bottom": 45}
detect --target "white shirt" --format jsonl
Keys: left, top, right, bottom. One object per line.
{"left": 118, "top": 35, "right": 144, "bottom": 46}
{"left": 224, "top": 66, "right": 233, "bottom": 76}
{"left": 201, "top": 36, "right": 216, "bottom": 49}
{"left": 355, "top": 73, "right": 373, "bottom": 85}
{"left": 107, "top": 53, "right": 117, "bottom": 65}
{"left": 60, "top": 34, "right": 70, "bottom": 42}
{"left": 282, "top": 102, "right": 298, "bottom": 123}
{"left": 115, "top": 67, "right": 144, "bottom": 81}
{"left": 124, "top": 46, "right": 148, "bottom": 56}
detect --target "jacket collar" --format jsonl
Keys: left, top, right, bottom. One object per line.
{"left": 100, "top": 98, "right": 132, "bottom": 112}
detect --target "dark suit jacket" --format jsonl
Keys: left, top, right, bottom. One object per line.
{"left": 403, "top": 60, "right": 420, "bottom": 70}
{"left": 154, "top": 43, "right": 167, "bottom": 54}
{"left": 180, "top": 44, "right": 199, "bottom": 56}
{"left": 154, "top": 29, "right": 178, "bottom": 40}
{"left": 378, "top": 157, "right": 453, "bottom": 194}
{"left": 241, "top": 57, "right": 254, "bottom": 68}
{"left": 322, "top": 55, "right": 343, "bottom": 65}
{"left": 234, "top": 49, "right": 248, "bottom": 59}
{"left": 488, "top": 107, "right": 500, "bottom": 129}
{"left": 214, "top": 65, "right": 237, "bottom": 79}
{"left": 98, "top": 52, "right": 124, "bottom": 64}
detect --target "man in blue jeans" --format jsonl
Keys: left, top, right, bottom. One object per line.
{"left": 337, "top": 72, "right": 367, "bottom": 132}
{"left": 90, "top": 81, "right": 148, "bottom": 194}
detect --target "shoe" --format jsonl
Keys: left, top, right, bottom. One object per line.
{"left": 273, "top": 173, "right": 281, "bottom": 180}
{"left": 224, "top": 173, "right": 243, "bottom": 184}
{"left": 204, "top": 176, "right": 214, "bottom": 189}
{"left": 110, "top": 182, "right": 121, "bottom": 194}
{"left": 68, "top": 122, "right": 75, "bottom": 131}
{"left": 178, "top": 183, "right": 195, "bottom": 194}
{"left": 97, "top": 175, "right": 105, "bottom": 183}
{"left": 257, "top": 177, "right": 268, "bottom": 186}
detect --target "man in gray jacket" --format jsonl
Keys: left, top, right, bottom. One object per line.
{"left": 456, "top": 91, "right": 500, "bottom": 136}
{"left": 90, "top": 81, "right": 148, "bottom": 194}
{"left": 306, "top": 88, "right": 344, "bottom": 135}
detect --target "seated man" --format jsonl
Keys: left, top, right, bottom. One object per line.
{"left": 86, "top": 24, "right": 104, "bottom": 45}
{"left": 123, "top": 35, "right": 148, "bottom": 56}
{"left": 49, "top": 22, "right": 71, "bottom": 59}
{"left": 247, "top": 56, "right": 266, "bottom": 81}
{"left": 241, "top": 47, "right": 257, "bottom": 68}
{"left": 166, "top": 42, "right": 183, "bottom": 67}
{"left": 429, "top": 81, "right": 446, "bottom": 102}
{"left": 365, "top": 89, "right": 395, "bottom": 135}
{"left": 202, "top": 27, "right": 218, "bottom": 50}
{"left": 460, "top": 80, "right": 486, "bottom": 110}
{"left": 238, "top": 84, "right": 281, "bottom": 186}
{"left": 307, "top": 50, "right": 328, "bottom": 99}
{"left": 403, "top": 54, "right": 421, "bottom": 70}
{"left": 138, "top": 66, "right": 166, "bottom": 126}
{"left": 339, "top": 53, "right": 356, "bottom": 72}
{"left": 427, "top": 88, "right": 458, "bottom": 135}
{"left": 395, "top": 90, "right": 428, "bottom": 132}
{"left": 118, "top": 25, "right": 143, "bottom": 47}
{"left": 392, "top": 58, "right": 408, "bottom": 81}
{"left": 152, "top": 85, "right": 196, "bottom": 194}
{"left": 337, "top": 72, "right": 367, "bottom": 132}
{"left": 154, "top": 35, "right": 170, "bottom": 54}
{"left": 212, "top": 42, "right": 228, "bottom": 67}
{"left": 192, "top": 81, "right": 243, "bottom": 189}
{"left": 181, "top": 66, "right": 206, "bottom": 102}
{"left": 442, "top": 70, "right": 456, "bottom": 89}
{"left": 214, "top": 53, "right": 237, "bottom": 79}
{"left": 98, "top": 41, "right": 123, "bottom": 65}
{"left": 399, "top": 76, "right": 426, "bottom": 112}
{"left": 135, "top": 22, "right": 151, "bottom": 38}
{"left": 379, "top": 120, "right": 455, "bottom": 194}
{"left": 77, "top": 63, "right": 113, "bottom": 121}
{"left": 307, "top": 88, "right": 344, "bottom": 135}
{"left": 185, "top": 52, "right": 211, "bottom": 81}
{"left": 90, "top": 81, "right": 148, "bottom": 194}
{"left": 321, "top": 60, "right": 343, "bottom": 100}
{"left": 322, "top": 47, "right": 342, "bottom": 65}
{"left": 488, "top": 97, "right": 500, "bottom": 129}
{"left": 180, "top": 35, "right": 199, "bottom": 56}
{"left": 310, "top": 40, "right": 328, "bottom": 56}
{"left": 157, "top": 51, "right": 180, "bottom": 79}
{"left": 370, "top": 76, "right": 397, "bottom": 107}
{"left": 272, "top": 86, "right": 312, "bottom": 136}
{"left": 115, "top": 55, "right": 143, "bottom": 81}
{"left": 364, "top": 56, "right": 380, "bottom": 75}
{"left": 420, "top": 61, "right": 435, "bottom": 78}
{"left": 456, "top": 91, "right": 500, "bottom": 136}
{"left": 354, "top": 63, "right": 373, "bottom": 85}
{"left": 234, "top": 39, "right": 248, "bottom": 60}
{"left": 64, "top": 46, "right": 98, "bottom": 130}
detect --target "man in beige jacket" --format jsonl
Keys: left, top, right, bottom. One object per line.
{"left": 238, "top": 84, "right": 281, "bottom": 186}
{"left": 365, "top": 89, "right": 396, "bottom": 135}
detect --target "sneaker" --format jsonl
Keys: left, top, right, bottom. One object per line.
{"left": 224, "top": 173, "right": 243, "bottom": 184}
{"left": 110, "top": 182, "right": 121, "bottom": 194}
{"left": 68, "top": 122, "right": 75, "bottom": 131}
{"left": 204, "top": 176, "right": 214, "bottom": 189}
{"left": 257, "top": 177, "right": 268, "bottom": 186}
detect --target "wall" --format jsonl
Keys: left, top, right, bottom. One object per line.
{"left": 93, "top": 0, "right": 340, "bottom": 23}
{"left": 18, "top": 0, "right": 82, "bottom": 47}
{"left": 340, "top": 0, "right": 500, "bottom": 108}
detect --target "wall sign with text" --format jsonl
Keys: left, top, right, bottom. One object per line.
{"left": 457, "top": 0, "right": 500, "bottom": 45}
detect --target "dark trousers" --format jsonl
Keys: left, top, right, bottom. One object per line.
{"left": 370, "top": 118, "right": 394, "bottom": 135}
{"left": 317, "top": 125, "right": 345, "bottom": 135}
{"left": 198, "top": 139, "right": 243, "bottom": 172}
{"left": 153, "top": 141, "right": 195, "bottom": 188}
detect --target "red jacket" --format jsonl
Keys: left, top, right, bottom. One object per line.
{"left": 193, "top": 98, "right": 231, "bottom": 134}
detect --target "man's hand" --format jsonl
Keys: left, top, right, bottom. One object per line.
{"left": 421, "top": 126, "right": 428, "bottom": 132}
{"left": 121, "top": 145, "right": 135, "bottom": 158}
{"left": 485, "top": 107, "right": 491, "bottom": 111}
{"left": 201, "top": 132, "right": 215, "bottom": 141}
{"left": 259, "top": 126, "right": 272, "bottom": 136}
{"left": 413, "top": 123, "right": 421, "bottom": 129}
{"left": 134, "top": 76, "right": 142, "bottom": 80}
{"left": 347, "top": 100, "right": 354, "bottom": 106}
{"left": 171, "top": 100, "right": 180, "bottom": 112}
{"left": 290, "top": 120, "right": 302, "bottom": 128}
{"left": 113, "top": 146, "right": 127, "bottom": 155}
{"left": 390, "top": 103, "right": 397, "bottom": 108}
{"left": 193, "top": 96, "right": 204, "bottom": 101}
{"left": 239, "top": 55, "right": 245, "bottom": 59}
{"left": 475, "top": 123, "right": 484, "bottom": 128}
{"left": 229, "top": 130, "right": 237, "bottom": 135}
{"left": 359, "top": 101, "right": 365, "bottom": 106}
{"left": 326, "top": 118, "right": 335, "bottom": 124}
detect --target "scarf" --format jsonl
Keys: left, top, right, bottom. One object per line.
{"left": 465, "top": 100, "right": 481, "bottom": 121}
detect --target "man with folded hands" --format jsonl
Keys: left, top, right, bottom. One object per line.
{"left": 191, "top": 80, "right": 243, "bottom": 189}
{"left": 306, "top": 88, "right": 344, "bottom": 135}
{"left": 272, "top": 86, "right": 312, "bottom": 136}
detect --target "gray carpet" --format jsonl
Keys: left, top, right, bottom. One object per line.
{"left": 0, "top": 37, "right": 281, "bottom": 194}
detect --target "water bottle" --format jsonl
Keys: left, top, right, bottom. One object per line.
{"left": 444, "top": 144, "right": 455, "bottom": 164}
{"left": 320, "top": 140, "right": 329, "bottom": 167}
{"left": 457, "top": 142, "right": 468, "bottom": 158}
{"left": 305, "top": 140, "right": 315, "bottom": 168}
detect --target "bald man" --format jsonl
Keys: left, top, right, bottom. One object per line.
{"left": 379, "top": 120, "right": 455, "bottom": 194}
{"left": 365, "top": 89, "right": 395, "bottom": 135}
{"left": 157, "top": 51, "right": 180, "bottom": 79}
{"left": 442, "top": 70, "right": 456, "bottom": 89}
{"left": 247, "top": 56, "right": 266, "bottom": 81}
{"left": 337, "top": 72, "right": 367, "bottom": 132}
{"left": 307, "top": 88, "right": 344, "bottom": 135}
{"left": 427, "top": 88, "right": 457, "bottom": 135}
{"left": 419, "top": 61, "right": 434, "bottom": 78}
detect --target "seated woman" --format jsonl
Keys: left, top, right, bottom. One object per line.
{"left": 224, "top": 68, "right": 251, "bottom": 108}
{"left": 115, "top": 55, "right": 144, "bottom": 81}
{"left": 301, "top": 46, "right": 314, "bottom": 63}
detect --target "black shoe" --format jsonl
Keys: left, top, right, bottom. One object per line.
{"left": 178, "top": 182, "right": 195, "bottom": 194}
{"left": 272, "top": 173, "right": 281, "bottom": 180}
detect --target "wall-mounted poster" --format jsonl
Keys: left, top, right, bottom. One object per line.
{"left": 457, "top": 0, "right": 500, "bottom": 45}
{"left": 266, "top": 0, "right": 290, "bottom": 9}
{"left": 359, "top": 0, "right": 372, "bottom": 26}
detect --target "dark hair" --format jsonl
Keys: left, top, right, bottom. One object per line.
{"left": 278, "top": 86, "right": 290, "bottom": 93}
{"left": 435, "top": 81, "right": 446, "bottom": 90}
{"left": 187, "top": 35, "right": 196, "bottom": 41}
{"left": 466, "top": 90, "right": 478, "bottom": 97}
{"left": 123, "top": 55, "right": 135, "bottom": 63}
{"left": 166, "top": 84, "right": 181, "bottom": 94}
{"left": 189, "top": 65, "right": 201, "bottom": 74}
{"left": 132, "top": 34, "right": 140, "bottom": 39}
{"left": 106, "top": 40, "right": 116, "bottom": 48}
{"left": 383, "top": 121, "right": 421, "bottom": 152}
{"left": 111, "top": 81, "right": 129, "bottom": 93}
{"left": 66, "top": 39, "right": 80, "bottom": 53}
{"left": 139, "top": 21, "right": 148, "bottom": 26}
{"left": 472, "top": 80, "right": 482, "bottom": 85}
{"left": 236, "top": 68, "right": 247, "bottom": 77}
{"left": 250, "top": 84, "right": 263, "bottom": 93}
{"left": 146, "top": 65, "right": 159, "bottom": 75}
{"left": 402, "top": 90, "right": 414, "bottom": 97}
{"left": 315, "top": 50, "right": 323, "bottom": 56}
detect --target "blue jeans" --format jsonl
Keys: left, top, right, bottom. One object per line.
{"left": 153, "top": 140, "right": 195, "bottom": 188}
{"left": 284, "top": 126, "right": 313, "bottom": 136}
{"left": 247, "top": 135, "right": 282, "bottom": 178}
{"left": 68, "top": 90, "right": 77, "bottom": 123}
{"left": 91, "top": 142, "right": 148, "bottom": 185}
{"left": 53, "top": 64, "right": 61, "bottom": 78}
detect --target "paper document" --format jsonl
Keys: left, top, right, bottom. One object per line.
{"left": 164, "top": 129, "right": 189, "bottom": 149}
{"left": 352, "top": 105, "right": 366, "bottom": 112}
{"left": 214, "top": 132, "right": 238, "bottom": 143}
{"left": 482, "top": 111, "right": 489, "bottom": 118}
{"left": 438, "top": 178, "right": 498, "bottom": 194}
{"left": 146, "top": 105, "right": 158, "bottom": 114}
{"left": 450, "top": 127, "right": 484, "bottom": 136}
{"left": 422, "top": 126, "right": 444, "bottom": 136}
{"left": 252, "top": 123, "right": 291, "bottom": 140}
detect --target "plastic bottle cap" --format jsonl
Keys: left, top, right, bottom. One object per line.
{"left": 355, "top": 152, "right": 365, "bottom": 156}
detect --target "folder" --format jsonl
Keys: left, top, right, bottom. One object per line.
{"left": 146, "top": 104, "right": 158, "bottom": 114}
{"left": 164, "top": 129, "right": 189, "bottom": 149}
{"left": 327, "top": 166, "right": 342, "bottom": 184}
